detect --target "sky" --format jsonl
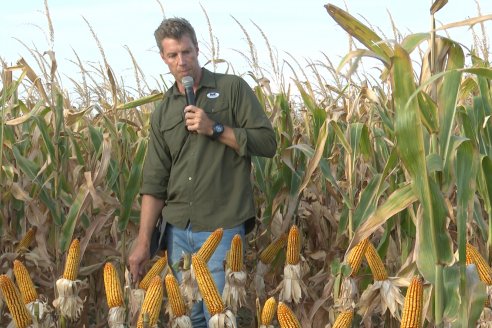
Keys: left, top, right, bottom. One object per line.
{"left": 2, "top": 0, "right": 492, "bottom": 91}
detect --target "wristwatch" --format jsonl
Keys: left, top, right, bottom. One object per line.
{"left": 211, "top": 122, "right": 224, "bottom": 140}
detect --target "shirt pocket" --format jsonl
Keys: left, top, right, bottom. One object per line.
{"left": 206, "top": 103, "right": 234, "bottom": 127}
{"left": 160, "top": 114, "right": 188, "bottom": 160}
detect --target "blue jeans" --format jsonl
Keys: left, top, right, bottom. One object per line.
{"left": 166, "top": 223, "right": 245, "bottom": 328}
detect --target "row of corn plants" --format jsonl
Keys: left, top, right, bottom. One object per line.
{"left": 2, "top": 1, "right": 492, "bottom": 327}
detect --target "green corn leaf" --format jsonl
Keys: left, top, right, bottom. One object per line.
{"left": 116, "top": 93, "right": 163, "bottom": 110}
{"left": 325, "top": 4, "right": 392, "bottom": 65}
{"left": 438, "top": 41, "right": 464, "bottom": 172}
{"left": 60, "top": 185, "right": 90, "bottom": 252}
{"left": 391, "top": 45, "right": 453, "bottom": 283}
{"left": 349, "top": 183, "right": 417, "bottom": 250}
{"left": 118, "top": 138, "right": 147, "bottom": 231}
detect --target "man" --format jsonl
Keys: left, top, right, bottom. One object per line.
{"left": 128, "top": 17, "right": 276, "bottom": 326}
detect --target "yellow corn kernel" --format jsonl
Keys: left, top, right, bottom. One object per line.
{"left": 277, "top": 302, "right": 301, "bottom": 328}
{"left": 139, "top": 252, "right": 168, "bottom": 290}
{"left": 0, "top": 274, "right": 32, "bottom": 328}
{"left": 466, "top": 243, "right": 492, "bottom": 285}
{"left": 63, "top": 238, "right": 80, "bottom": 281}
{"left": 347, "top": 238, "right": 369, "bottom": 276}
{"left": 165, "top": 273, "right": 187, "bottom": 317}
{"left": 13, "top": 260, "right": 38, "bottom": 304}
{"left": 15, "top": 226, "right": 37, "bottom": 253}
{"left": 228, "top": 234, "right": 243, "bottom": 272}
{"left": 332, "top": 310, "right": 354, "bottom": 328}
{"left": 137, "top": 275, "right": 163, "bottom": 328}
{"left": 196, "top": 228, "right": 223, "bottom": 263}
{"left": 364, "top": 242, "right": 388, "bottom": 281}
{"left": 260, "top": 296, "right": 277, "bottom": 325}
{"left": 286, "top": 225, "right": 301, "bottom": 265}
{"left": 259, "top": 234, "right": 287, "bottom": 264}
{"left": 401, "top": 276, "right": 423, "bottom": 328}
{"left": 192, "top": 254, "right": 225, "bottom": 315}
{"left": 103, "top": 262, "right": 124, "bottom": 308}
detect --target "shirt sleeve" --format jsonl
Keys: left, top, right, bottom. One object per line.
{"left": 140, "top": 106, "right": 172, "bottom": 199}
{"left": 231, "top": 77, "right": 277, "bottom": 158}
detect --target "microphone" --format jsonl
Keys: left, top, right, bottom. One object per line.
{"left": 182, "top": 76, "right": 196, "bottom": 106}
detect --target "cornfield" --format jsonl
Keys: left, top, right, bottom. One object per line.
{"left": 1, "top": 1, "right": 492, "bottom": 327}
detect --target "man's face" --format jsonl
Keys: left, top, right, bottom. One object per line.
{"left": 160, "top": 35, "right": 200, "bottom": 86}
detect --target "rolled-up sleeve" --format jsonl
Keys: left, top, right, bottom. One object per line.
{"left": 140, "top": 108, "right": 171, "bottom": 199}
{"left": 232, "top": 78, "right": 277, "bottom": 158}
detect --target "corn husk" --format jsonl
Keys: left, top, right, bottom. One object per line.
{"left": 170, "top": 315, "right": 193, "bottom": 328}
{"left": 107, "top": 306, "right": 126, "bottom": 328}
{"left": 52, "top": 278, "right": 86, "bottom": 321}
{"left": 208, "top": 309, "right": 237, "bottom": 328}
{"left": 222, "top": 268, "right": 247, "bottom": 313}
{"left": 357, "top": 278, "right": 404, "bottom": 323}
{"left": 277, "top": 262, "right": 307, "bottom": 304}
{"left": 334, "top": 277, "right": 358, "bottom": 311}
{"left": 253, "top": 261, "right": 269, "bottom": 299}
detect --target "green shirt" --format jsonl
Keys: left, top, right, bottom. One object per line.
{"left": 141, "top": 68, "right": 276, "bottom": 231}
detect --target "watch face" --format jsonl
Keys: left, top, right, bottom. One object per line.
{"left": 214, "top": 123, "right": 224, "bottom": 133}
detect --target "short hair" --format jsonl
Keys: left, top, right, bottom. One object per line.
{"left": 154, "top": 17, "right": 198, "bottom": 53}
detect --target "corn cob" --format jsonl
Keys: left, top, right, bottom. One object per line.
{"left": 260, "top": 296, "right": 277, "bottom": 325}
{"left": 277, "top": 302, "right": 301, "bottom": 328}
{"left": 0, "top": 274, "right": 32, "bottom": 328}
{"left": 365, "top": 241, "right": 388, "bottom": 281}
{"left": 165, "top": 273, "right": 187, "bottom": 317}
{"left": 13, "top": 260, "right": 38, "bottom": 304}
{"left": 139, "top": 252, "right": 168, "bottom": 290}
{"left": 347, "top": 238, "right": 369, "bottom": 276}
{"left": 466, "top": 243, "right": 492, "bottom": 285}
{"left": 103, "top": 262, "right": 124, "bottom": 308}
{"left": 15, "top": 226, "right": 37, "bottom": 253}
{"left": 228, "top": 234, "right": 243, "bottom": 272}
{"left": 332, "top": 310, "right": 354, "bottom": 328}
{"left": 259, "top": 234, "right": 287, "bottom": 264}
{"left": 286, "top": 225, "right": 301, "bottom": 265}
{"left": 192, "top": 254, "right": 225, "bottom": 315}
{"left": 63, "top": 238, "right": 80, "bottom": 281}
{"left": 196, "top": 228, "right": 223, "bottom": 263}
{"left": 401, "top": 276, "right": 423, "bottom": 328}
{"left": 137, "top": 275, "right": 163, "bottom": 328}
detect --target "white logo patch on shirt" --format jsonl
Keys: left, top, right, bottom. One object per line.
{"left": 207, "top": 91, "right": 220, "bottom": 99}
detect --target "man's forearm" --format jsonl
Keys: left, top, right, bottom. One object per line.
{"left": 137, "top": 194, "right": 166, "bottom": 246}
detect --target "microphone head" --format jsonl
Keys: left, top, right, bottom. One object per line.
{"left": 182, "top": 76, "right": 194, "bottom": 88}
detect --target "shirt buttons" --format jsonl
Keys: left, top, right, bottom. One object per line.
{"left": 188, "top": 177, "right": 192, "bottom": 181}
{"left": 189, "top": 202, "right": 193, "bottom": 206}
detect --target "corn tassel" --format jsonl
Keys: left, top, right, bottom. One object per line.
{"left": 13, "top": 259, "right": 38, "bottom": 304}
{"left": 277, "top": 302, "right": 301, "bottom": 328}
{"left": 63, "top": 238, "right": 80, "bottom": 281}
{"left": 260, "top": 297, "right": 277, "bottom": 326}
{"left": 466, "top": 243, "right": 492, "bottom": 285}
{"left": 286, "top": 225, "right": 301, "bottom": 265}
{"left": 192, "top": 254, "right": 224, "bottom": 315}
{"left": 137, "top": 275, "right": 163, "bottom": 328}
{"left": 259, "top": 234, "right": 287, "bottom": 264}
{"left": 0, "top": 274, "right": 32, "bottom": 328}
{"left": 196, "top": 228, "right": 223, "bottom": 263}
{"left": 365, "top": 241, "right": 388, "bottom": 281}
{"left": 103, "top": 262, "right": 124, "bottom": 308}
{"left": 347, "top": 238, "right": 369, "bottom": 276}
{"left": 15, "top": 226, "right": 37, "bottom": 253}
{"left": 165, "top": 273, "right": 187, "bottom": 318}
{"left": 228, "top": 234, "right": 243, "bottom": 272}
{"left": 139, "top": 252, "right": 168, "bottom": 290}
{"left": 332, "top": 310, "right": 354, "bottom": 328}
{"left": 401, "top": 276, "right": 423, "bottom": 328}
